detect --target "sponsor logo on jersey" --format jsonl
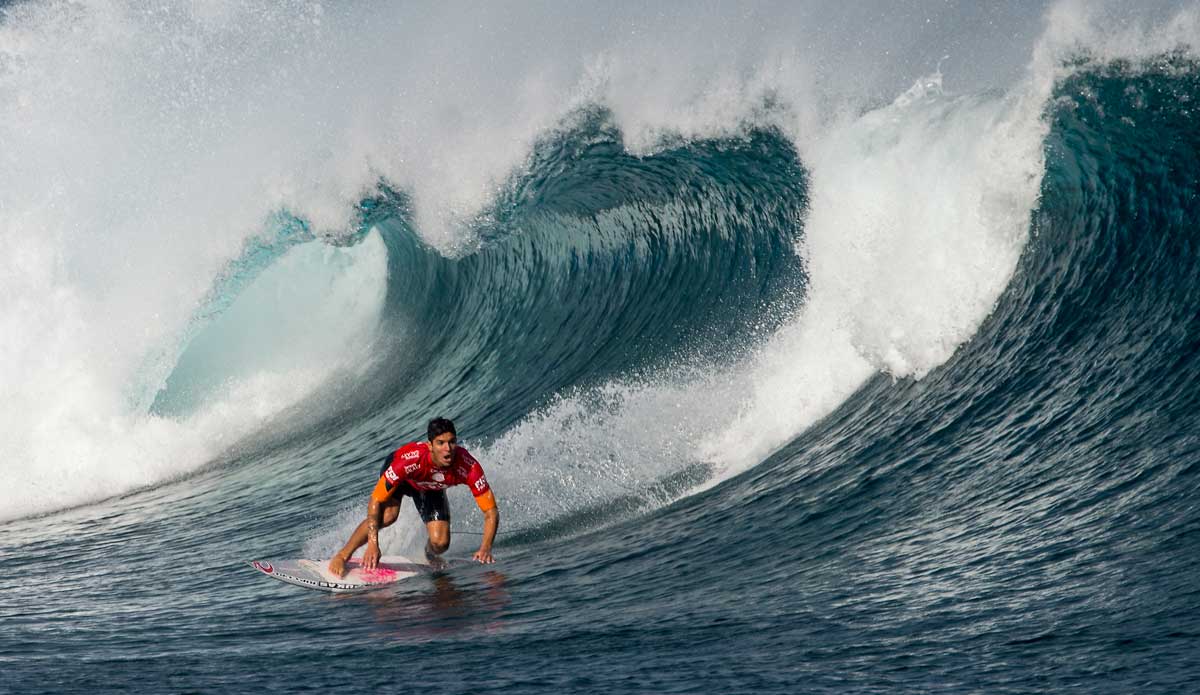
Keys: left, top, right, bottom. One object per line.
{"left": 432, "top": 472, "right": 445, "bottom": 482}
{"left": 400, "top": 450, "right": 420, "bottom": 461}
{"left": 384, "top": 468, "right": 399, "bottom": 483}
{"left": 404, "top": 463, "right": 419, "bottom": 474}
{"left": 474, "top": 477, "right": 488, "bottom": 492}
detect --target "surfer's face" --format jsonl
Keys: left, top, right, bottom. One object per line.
{"left": 430, "top": 432, "right": 456, "bottom": 467}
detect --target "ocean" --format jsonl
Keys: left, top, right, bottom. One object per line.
{"left": 3, "top": 1, "right": 1200, "bottom": 692}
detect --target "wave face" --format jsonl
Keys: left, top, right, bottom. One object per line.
{"left": 682, "top": 57, "right": 1200, "bottom": 692}
{"left": 358, "top": 114, "right": 808, "bottom": 430}
{"left": 4, "top": 2, "right": 1200, "bottom": 694}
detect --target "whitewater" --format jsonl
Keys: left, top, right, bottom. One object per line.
{"left": 3, "top": 1, "right": 1200, "bottom": 693}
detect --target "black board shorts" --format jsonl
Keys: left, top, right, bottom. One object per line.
{"left": 378, "top": 458, "right": 450, "bottom": 523}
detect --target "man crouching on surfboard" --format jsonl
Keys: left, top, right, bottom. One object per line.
{"left": 328, "top": 418, "right": 499, "bottom": 577}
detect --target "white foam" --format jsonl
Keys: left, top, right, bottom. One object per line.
{"left": 1032, "top": 1, "right": 1199, "bottom": 73}
{"left": 698, "top": 70, "right": 1052, "bottom": 478}
{"left": 0, "top": 229, "right": 387, "bottom": 522}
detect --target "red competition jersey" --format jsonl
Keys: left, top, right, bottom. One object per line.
{"left": 371, "top": 441, "right": 496, "bottom": 511}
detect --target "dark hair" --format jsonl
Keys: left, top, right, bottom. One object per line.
{"left": 427, "top": 417, "right": 457, "bottom": 441}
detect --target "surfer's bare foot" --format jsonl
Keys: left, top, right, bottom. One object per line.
{"left": 328, "top": 554, "right": 347, "bottom": 577}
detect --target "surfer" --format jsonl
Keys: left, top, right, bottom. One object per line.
{"left": 328, "top": 418, "right": 499, "bottom": 577}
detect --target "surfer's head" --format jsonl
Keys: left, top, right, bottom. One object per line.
{"left": 427, "top": 417, "right": 457, "bottom": 467}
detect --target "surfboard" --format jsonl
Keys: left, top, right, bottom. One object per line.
{"left": 248, "top": 555, "right": 425, "bottom": 593}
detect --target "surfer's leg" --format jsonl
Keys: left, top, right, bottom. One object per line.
{"left": 425, "top": 521, "right": 450, "bottom": 557}
{"left": 412, "top": 490, "right": 451, "bottom": 562}
{"left": 331, "top": 498, "right": 403, "bottom": 570}
{"left": 429, "top": 523, "right": 451, "bottom": 566}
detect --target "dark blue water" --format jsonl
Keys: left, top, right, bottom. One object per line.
{"left": 4, "top": 41, "right": 1200, "bottom": 695}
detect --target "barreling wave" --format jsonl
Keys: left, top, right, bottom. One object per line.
{"left": 222, "top": 110, "right": 812, "bottom": 444}
{"left": 138, "top": 108, "right": 812, "bottom": 542}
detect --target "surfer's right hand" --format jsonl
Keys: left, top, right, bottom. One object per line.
{"left": 363, "top": 542, "right": 381, "bottom": 570}
{"left": 328, "top": 554, "right": 348, "bottom": 577}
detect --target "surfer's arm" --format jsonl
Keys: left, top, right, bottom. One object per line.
{"left": 329, "top": 479, "right": 395, "bottom": 576}
{"left": 460, "top": 452, "right": 498, "bottom": 563}
{"left": 365, "top": 467, "right": 402, "bottom": 547}
{"left": 361, "top": 497, "right": 385, "bottom": 569}
{"left": 473, "top": 491, "right": 499, "bottom": 564}
{"left": 365, "top": 497, "right": 384, "bottom": 544}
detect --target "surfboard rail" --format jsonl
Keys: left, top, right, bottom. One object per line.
{"left": 248, "top": 555, "right": 424, "bottom": 593}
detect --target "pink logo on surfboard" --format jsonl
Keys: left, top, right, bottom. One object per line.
{"left": 358, "top": 566, "right": 398, "bottom": 582}
{"left": 253, "top": 561, "right": 274, "bottom": 574}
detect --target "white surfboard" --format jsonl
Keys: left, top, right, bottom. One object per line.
{"left": 248, "top": 555, "right": 425, "bottom": 593}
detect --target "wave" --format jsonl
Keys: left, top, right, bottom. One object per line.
{"left": 671, "top": 59, "right": 1200, "bottom": 669}
{"left": 365, "top": 112, "right": 808, "bottom": 422}
{"left": 3, "top": 1, "right": 1197, "bottom": 531}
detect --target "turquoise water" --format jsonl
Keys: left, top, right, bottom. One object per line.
{"left": 4, "top": 3, "right": 1200, "bottom": 693}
